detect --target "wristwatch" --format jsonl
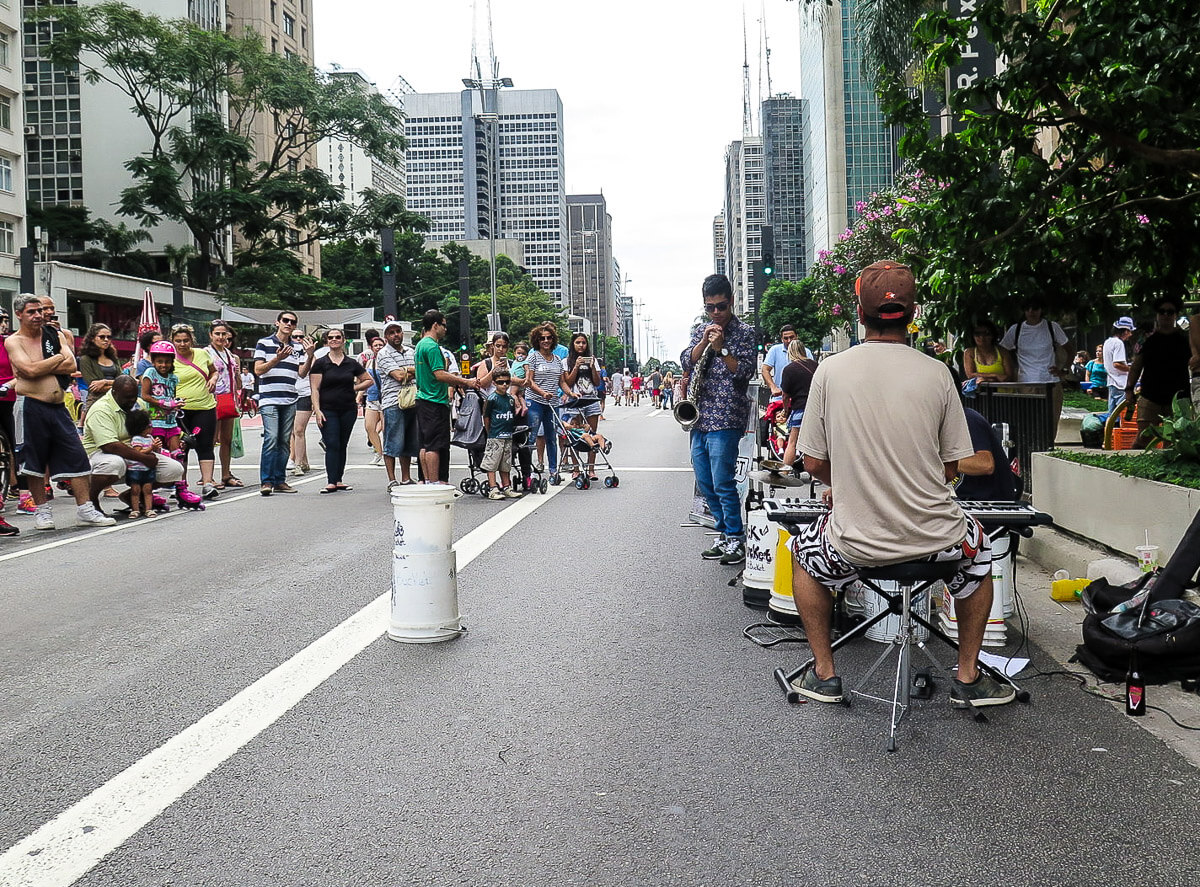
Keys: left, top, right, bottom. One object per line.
{"left": 720, "top": 347, "right": 730, "bottom": 357}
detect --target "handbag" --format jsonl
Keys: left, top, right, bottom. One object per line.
{"left": 216, "top": 390, "right": 240, "bottom": 419}
{"left": 397, "top": 382, "right": 417, "bottom": 409}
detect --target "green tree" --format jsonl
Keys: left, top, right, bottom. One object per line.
{"left": 223, "top": 246, "right": 341, "bottom": 312}
{"left": 758, "top": 277, "right": 837, "bottom": 350}
{"left": 38, "top": 3, "right": 405, "bottom": 288}
{"left": 439, "top": 276, "right": 567, "bottom": 352}
{"left": 877, "top": 0, "right": 1200, "bottom": 330}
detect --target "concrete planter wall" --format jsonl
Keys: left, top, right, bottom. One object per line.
{"left": 1032, "top": 452, "right": 1199, "bottom": 561}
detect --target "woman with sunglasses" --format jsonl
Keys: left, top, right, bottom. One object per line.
{"left": 205, "top": 322, "right": 244, "bottom": 488}
{"left": 79, "top": 324, "right": 121, "bottom": 390}
{"left": 563, "top": 333, "right": 602, "bottom": 482}
{"left": 525, "top": 323, "right": 574, "bottom": 482}
{"left": 310, "top": 329, "right": 372, "bottom": 493}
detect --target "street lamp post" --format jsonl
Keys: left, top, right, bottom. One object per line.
{"left": 463, "top": 74, "right": 514, "bottom": 334}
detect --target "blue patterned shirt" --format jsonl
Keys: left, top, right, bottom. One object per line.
{"left": 679, "top": 315, "right": 758, "bottom": 432}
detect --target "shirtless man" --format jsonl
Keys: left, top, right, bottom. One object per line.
{"left": 4, "top": 294, "right": 114, "bottom": 529}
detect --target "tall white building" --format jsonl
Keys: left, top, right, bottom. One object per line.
{"left": 404, "top": 88, "right": 567, "bottom": 304}
{"left": 723, "top": 136, "right": 764, "bottom": 316}
{"left": 0, "top": 0, "right": 25, "bottom": 304}
{"left": 566, "top": 193, "right": 614, "bottom": 338}
{"left": 712, "top": 212, "right": 726, "bottom": 277}
{"left": 316, "top": 70, "right": 405, "bottom": 210}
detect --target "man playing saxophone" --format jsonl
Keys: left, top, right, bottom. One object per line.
{"left": 680, "top": 273, "right": 759, "bottom": 566}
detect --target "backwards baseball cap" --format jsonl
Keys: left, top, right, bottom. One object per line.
{"left": 855, "top": 260, "right": 916, "bottom": 321}
{"left": 383, "top": 320, "right": 404, "bottom": 333}
{"left": 1113, "top": 316, "right": 1136, "bottom": 331}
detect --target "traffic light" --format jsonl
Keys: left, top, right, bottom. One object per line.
{"left": 381, "top": 250, "right": 394, "bottom": 275}
{"left": 459, "top": 344, "right": 470, "bottom": 375}
{"left": 761, "top": 247, "right": 775, "bottom": 279}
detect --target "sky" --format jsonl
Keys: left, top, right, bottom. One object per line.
{"left": 313, "top": 0, "right": 805, "bottom": 362}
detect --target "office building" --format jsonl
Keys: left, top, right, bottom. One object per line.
{"left": 566, "top": 193, "right": 614, "bottom": 338}
{"left": 712, "top": 212, "right": 726, "bottom": 277}
{"left": 405, "top": 88, "right": 567, "bottom": 305}
{"left": 797, "top": 0, "right": 897, "bottom": 263}
{"left": 317, "top": 70, "right": 405, "bottom": 210}
{"left": 0, "top": 0, "right": 25, "bottom": 303}
{"left": 762, "top": 94, "right": 808, "bottom": 280}
{"left": 613, "top": 256, "right": 634, "bottom": 368}
{"left": 227, "top": 0, "right": 319, "bottom": 275}
{"left": 722, "top": 136, "right": 764, "bottom": 316}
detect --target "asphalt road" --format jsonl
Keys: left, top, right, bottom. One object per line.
{"left": 2, "top": 402, "right": 1199, "bottom": 886}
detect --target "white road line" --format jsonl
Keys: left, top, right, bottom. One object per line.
{"left": 0, "top": 483, "right": 565, "bottom": 887}
{"left": 610, "top": 467, "right": 693, "bottom": 472}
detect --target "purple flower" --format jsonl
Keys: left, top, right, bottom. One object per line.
{"left": 833, "top": 265, "right": 847, "bottom": 275}
{"left": 832, "top": 304, "right": 843, "bottom": 316}
{"left": 1136, "top": 213, "right": 1150, "bottom": 225}
{"left": 854, "top": 201, "right": 867, "bottom": 213}
{"left": 882, "top": 206, "right": 893, "bottom": 216}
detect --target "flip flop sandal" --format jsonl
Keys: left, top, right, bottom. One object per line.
{"left": 589, "top": 475, "right": 599, "bottom": 482}
{"left": 335, "top": 484, "right": 353, "bottom": 491}
{"left": 320, "top": 486, "right": 338, "bottom": 494}
{"left": 222, "top": 476, "right": 245, "bottom": 487}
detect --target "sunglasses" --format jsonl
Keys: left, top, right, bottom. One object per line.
{"left": 96, "top": 334, "right": 112, "bottom": 340}
{"left": 327, "top": 335, "right": 344, "bottom": 341}
{"left": 704, "top": 302, "right": 730, "bottom": 313}
{"left": 280, "top": 318, "right": 298, "bottom": 325}
{"left": 495, "top": 380, "right": 511, "bottom": 385}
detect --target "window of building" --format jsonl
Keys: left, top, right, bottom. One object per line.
{"left": 301, "top": 27, "right": 306, "bottom": 48}
{"left": 270, "top": 2, "right": 277, "bottom": 21}
{"left": 0, "top": 31, "right": 9, "bottom": 68}
{"left": 0, "top": 95, "right": 9, "bottom": 131}
{"left": 0, "top": 220, "right": 12, "bottom": 255}
{"left": 271, "top": 38, "right": 278, "bottom": 54}
{"left": 0, "top": 157, "right": 12, "bottom": 193}
{"left": 283, "top": 13, "right": 295, "bottom": 37}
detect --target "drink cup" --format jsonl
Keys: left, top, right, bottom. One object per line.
{"left": 1135, "top": 545, "right": 1160, "bottom": 573}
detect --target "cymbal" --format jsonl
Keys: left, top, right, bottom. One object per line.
{"left": 748, "top": 470, "right": 811, "bottom": 488}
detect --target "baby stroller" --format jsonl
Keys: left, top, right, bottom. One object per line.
{"left": 511, "top": 424, "right": 548, "bottom": 494}
{"left": 555, "top": 397, "right": 619, "bottom": 490}
{"left": 452, "top": 388, "right": 491, "bottom": 497}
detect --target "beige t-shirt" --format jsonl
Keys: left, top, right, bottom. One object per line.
{"left": 798, "top": 342, "right": 975, "bottom": 566}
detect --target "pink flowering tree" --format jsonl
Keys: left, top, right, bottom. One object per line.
{"left": 809, "top": 170, "right": 941, "bottom": 332}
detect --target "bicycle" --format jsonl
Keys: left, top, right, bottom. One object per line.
{"left": 0, "top": 384, "right": 13, "bottom": 504}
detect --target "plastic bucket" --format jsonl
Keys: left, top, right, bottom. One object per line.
{"left": 743, "top": 509, "right": 775, "bottom": 590}
{"left": 992, "top": 532, "right": 1015, "bottom": 617}
{"left": 939, "top": 583, "right": 1007, "bottom": 647}
{"left": 768, "top": 528, "right": 799, "bottom": 622}
{"left": 860, "top": 580, "right": 932, "bottom": 644}
{"left": 391, "top": 483, "right": 458, "bottom": 555}
{"left": 388, "top": 548, "right": 463, "bottom": 643}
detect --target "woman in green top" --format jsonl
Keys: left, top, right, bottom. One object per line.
{"left": 170, "top": 323, "right": 220, "bottom": 499}
{"left": 79, "top": 324, "right": 121, "bottom": 388}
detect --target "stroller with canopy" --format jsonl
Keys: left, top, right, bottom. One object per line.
{"left": 452, "top": 388, "right": 490, "bottom": 496}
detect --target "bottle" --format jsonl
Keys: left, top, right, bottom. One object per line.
{"left": 1126, "top": 648, "right": 1146, "bottom": 717}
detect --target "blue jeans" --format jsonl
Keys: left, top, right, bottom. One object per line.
{"left": 1108, "top": 384, "right": 1127, "bottom": 413}
{"left": 526, "top": 399, "right": 559, "bottom": 473}
{"left": 260, "top": 403, "right": 296, "bottom": 486}
{"left": 690, "top": 428, "right": 743, "bottom": 539}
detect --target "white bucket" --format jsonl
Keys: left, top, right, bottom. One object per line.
{"left": 940, "top": 583, "right": 1007, "bottom": 647}
{"left": 743, "top": 508, "right": 775, "bottom": 590}
{"left": 991, "top": 532, "right": 1015, "bottom": 618}
{"left": 388, "top": 548, "right": 463, "bottom": 643}
{"left": 390, "top": 484, "right": 458, "bottom": 555}
{"left": 859, "top": 580, "right": 932, "bottom": 644}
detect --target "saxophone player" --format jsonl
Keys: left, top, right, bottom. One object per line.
{"left": 681, "top": 274, "right": 759, "bottom": 566}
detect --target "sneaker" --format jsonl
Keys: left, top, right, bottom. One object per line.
{"left": 76, "top": 504, "right": 116, "bottom": 527}
{"left": 720, "top": 540, "right": 746, "bottom": 565}
{"left": 286, "top": 459, "right": 296, "bottom": 473}
{"left": 793, "top": 669, "right": 844, "bottom": 703}
{"left": 371, "top": 452, "right": 383, "bottom": 466}
{"left": 201, "top": 484, "right": 220, "bottom": 500}
{"left": 951, "top": 671, "right": 1016, "bottom": 708}
{"left": 487, "top": 488, "right": 505, "bottom": 500}
{"left": 0, "top": 516, "right": 18, "bottom": 536}
{"left": 18, "top": 493, "right": 35, "bottom": 514}
{"left": 34, "top": 509, "right": 54, "bottom": 531}
{"left": 701, "top": 539, "right": 726, "bottom": 560}
{"left": 260, "top": 483, "right": 273, "bottom": 497}
{"left": 273, "top": 483, "right": 299, "bottom": 494}
{"left": 387, "top": 480, "right": 400, "bottom": 492}
{"left": 503, "top": 488, "right": 522, "bottom": 499}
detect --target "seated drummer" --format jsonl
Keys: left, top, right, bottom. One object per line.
{"left": 789, "top": 260, "right": 1015, "bottom": 708}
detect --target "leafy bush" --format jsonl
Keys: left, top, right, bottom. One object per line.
{"left": 1146, "top": 396, "right": 1200, "bottom": 463}
{"left": 1047, "top": 449, "right": 1200, "bottom": 490}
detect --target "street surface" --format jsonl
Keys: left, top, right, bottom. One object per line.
{"left": 2, "top": 403, "right": 1199, "bottom": 886}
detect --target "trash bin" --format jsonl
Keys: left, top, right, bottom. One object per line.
{"left": 973, "top": 382, "right": 1057, "bottom": 495}
{"left": 388, "top": 484, "right": 464, "bottom": 643}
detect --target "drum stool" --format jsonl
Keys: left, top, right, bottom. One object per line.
{"left": 773, "top": 559, "right": 1029, "bottom": 752}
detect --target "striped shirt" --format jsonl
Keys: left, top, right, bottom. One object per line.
{"left": 525, "top": 351, "right": 566, "bottom": 406}
{"left": 375, "top": 343, "right": 414, "bottom": 410}
{"left": 253, "top": 334, "right": 304, "bottom": 407}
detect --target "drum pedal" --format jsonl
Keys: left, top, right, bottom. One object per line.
{"left": 911, "top": 668, "right": 936, "bottom": 700}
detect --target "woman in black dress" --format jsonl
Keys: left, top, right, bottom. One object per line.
{"left": 310, "top": 329, "right": 372, "bottom": 493}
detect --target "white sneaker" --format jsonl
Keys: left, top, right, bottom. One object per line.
{"left": 34, "top": 509, "right": 54, "bottom": 531}
{"left": 503, "top": 488, "right": 523, "bottom": 499}
{"left": 487, "top": 488, "right": 505, "bottom": 500}
{"left": 76, "top": 504, "right": 116, "bottom": 527}
{"left": 371, "top": 452, "right": 383, "bottom": 466}
{"left": 286, "top": 459, "right": 296, "bottom": 472}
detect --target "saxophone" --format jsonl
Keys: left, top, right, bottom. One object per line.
{"left": 673, "top": 340, "right": 713, "bottom": 431}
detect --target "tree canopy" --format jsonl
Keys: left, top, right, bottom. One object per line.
{"left": 876, "top": 0, "right": 1200, "bottom": 332}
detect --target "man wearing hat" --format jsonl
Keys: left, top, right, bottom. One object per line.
{"left": 1102, "top": 316, "right": 1136, "bottom": 413}
{"left": 375, "top": 320, "right": 418, "bottom": 491}
{"left": 786, "top": 261, "right": 1013, "bottom": 708}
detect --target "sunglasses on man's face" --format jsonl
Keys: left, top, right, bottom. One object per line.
{"left": 280, "top": 318, "right": 298, "bottom": 325}
{"left": 704, "top": 302, "right": 730, "bottom": 314}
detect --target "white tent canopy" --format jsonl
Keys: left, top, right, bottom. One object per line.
{"left": 219, "top": 306, "right": 379, "bottom": 326}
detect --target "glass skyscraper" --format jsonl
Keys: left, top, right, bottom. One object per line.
{"left": 762, "top": 95, "right": 809, "bottom": 281}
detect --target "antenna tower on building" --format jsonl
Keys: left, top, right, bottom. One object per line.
{"left": 742, "top": 10, "right": 753, "bottom": 137}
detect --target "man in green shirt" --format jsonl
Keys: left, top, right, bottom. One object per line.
{"left": 414, "top": 309, "right": 477, "bottom": 483}
{"left": 83, "top": 375, "right": 183, "bottom": 510}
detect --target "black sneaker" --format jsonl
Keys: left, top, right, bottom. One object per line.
{"left": 951, "top": 671, "right": 1016, "bottom": 708}
{"left": 701, "top": 540, "right": 726, "bottom": 559}
{"left": 719, "top": 540, "right": 746, "bottom": 565}
{"left": 794, "top": 669, "right": 844, "bottom": 703}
